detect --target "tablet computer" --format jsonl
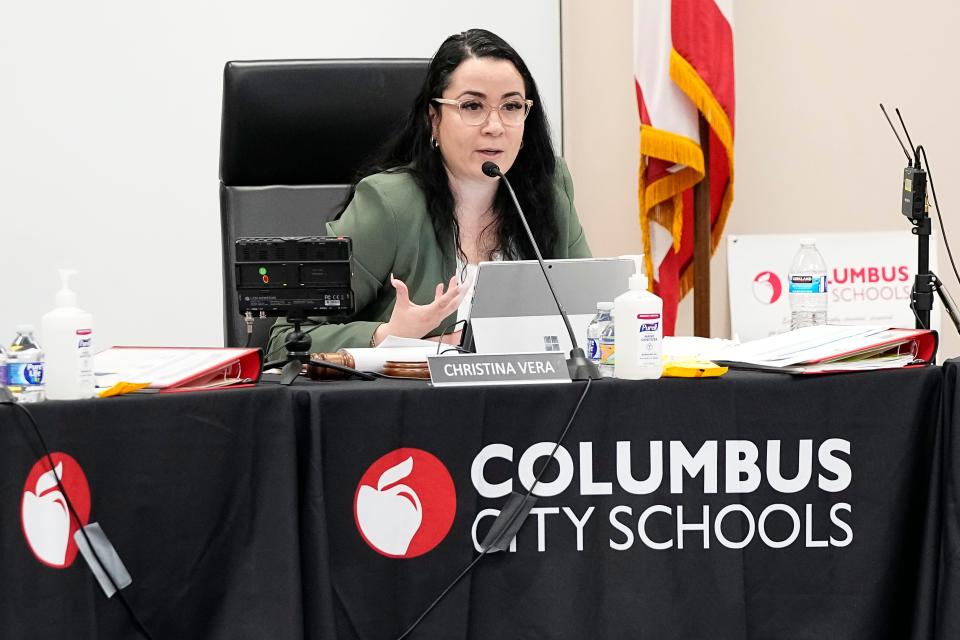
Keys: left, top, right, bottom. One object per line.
{"left": 465, "top": 257, "right": 637, "bottom": 354}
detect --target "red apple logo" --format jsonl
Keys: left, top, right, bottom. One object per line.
{"left": 354, "top": 448, "right": 456, "bottom": 558}
{"left": 20, "top": 453, "right": 91, "bottom": 568}
{"left": 752, "top": 271, "right": 783, "bottom": 304}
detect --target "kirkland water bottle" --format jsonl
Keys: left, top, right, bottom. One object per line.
{"left": 788, "top": 238, "right": 828, "bottom": 330}
{"left": 586, "top": 302, "right": 613, "bottom": 367}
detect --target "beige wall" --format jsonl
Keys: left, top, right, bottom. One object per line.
{"left": 562, "top": 0, "right": 960, "bottom": 359}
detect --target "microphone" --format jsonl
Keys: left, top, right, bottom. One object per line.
{"left": 481, "top": 161, "right": 601, "bottom": 380}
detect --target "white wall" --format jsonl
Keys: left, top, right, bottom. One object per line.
{"left": 562, "top": 0, "right": 960, "bottom": 359}
{"left": 0, "top": 0, "right": 562, "bottom": 349}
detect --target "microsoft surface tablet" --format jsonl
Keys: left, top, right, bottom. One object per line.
{"left": 467, "top": 257, "right": 637, "bottom": 354}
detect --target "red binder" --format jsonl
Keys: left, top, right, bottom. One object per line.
{"left": 715, "top": 327, "right": 938, "bottom": 374}
{"left": 790, "top": 328, "right": 938, "bottom": 374}
{"left": 94, "top": 347, "right": 263, "bottom": 392}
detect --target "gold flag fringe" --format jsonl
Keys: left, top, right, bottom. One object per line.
{"left": 668, "top": 48, "right": 736, "bottom": 299}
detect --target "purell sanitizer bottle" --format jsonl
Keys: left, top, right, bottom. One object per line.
{"left": 613, "top": 259, "right": 663, "bottom": 380}
{"left": 41, "top": 269, "right": 95, "bottom": 400}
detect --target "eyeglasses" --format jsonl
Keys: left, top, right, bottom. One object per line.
{"left": 432, "top": 97, "right": 534, "bottom": 126}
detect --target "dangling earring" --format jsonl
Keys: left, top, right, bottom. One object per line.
{"left": 430, "top": 135, "right": 439, "bottom": 149}
{"left": 519, "top": 139, "right": 524, "bottom": 150}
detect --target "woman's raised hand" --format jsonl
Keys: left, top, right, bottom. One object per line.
{"left": 373, "top": 274, "right": 464, "bottom": 345}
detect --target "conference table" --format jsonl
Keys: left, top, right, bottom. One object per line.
{"left": 2, "top": 361, "right": 959, "bottom": 639}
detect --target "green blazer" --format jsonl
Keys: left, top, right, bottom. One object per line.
{"left": 266, "top": 158, "right": 591, "bottom": 358}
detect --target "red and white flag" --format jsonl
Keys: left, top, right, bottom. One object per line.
{"left": 634, "top": 0, "right": 735, "bottom": 335}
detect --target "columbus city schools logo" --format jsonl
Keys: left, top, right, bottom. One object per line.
{"left": 752, "top": 271, "right": 783, "bottom": 304}
{"left": 354, "top": 448, "right": 456, "bottom": 558}
{"left": 20, "top": 453, "right": 91, "bottom": 568}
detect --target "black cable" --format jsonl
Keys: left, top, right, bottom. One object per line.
{"left": 308, "top": 359, "right": 376, "bottom": 381}
{"left": 3, "top": 400, "right": 155, "bottom": 639}
{"left": 369, "top": 372, "right": 432, "bottom": 382}
{"left": 439, "top": 346, "right": 471, "bottom": 355}
{"left": 435, "top": 319, "right": 469, "bottom": 355}
{"left": 395, "top": 378, "right": 593, "bottom": 640}
{"left": 919, "top": 146, "right": 960, "bottom": 287}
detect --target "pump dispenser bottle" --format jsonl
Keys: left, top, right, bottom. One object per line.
{"left": 613, "top": 258, "right": 663, "bottom": 380}
{"left": 41, "top": 269, "right": 95, "bottom": 399}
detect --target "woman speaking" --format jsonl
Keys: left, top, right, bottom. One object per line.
{"left": 267, "top": 28, "right": 591, "bottom": 356}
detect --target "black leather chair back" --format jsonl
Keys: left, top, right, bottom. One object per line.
{"left": 219, "top": 59, "right": 429, "bottom": 347}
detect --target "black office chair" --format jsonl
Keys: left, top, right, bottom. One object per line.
{"left": 218, "top": 58, "right": 429, "bottom": 347}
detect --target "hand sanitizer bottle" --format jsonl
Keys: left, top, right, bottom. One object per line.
{"left": 613, "top": 258, "right": 663, "bottom": 380}
{"left": 41, "top": 269, "right": 95, "bottom": 400}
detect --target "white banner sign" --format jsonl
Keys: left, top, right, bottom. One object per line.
{"left": 727, "top": 232, "right": 939, "bottom": 341}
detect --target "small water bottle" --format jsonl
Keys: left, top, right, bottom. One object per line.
{"left": 0, "top": 347, "right": 8, "bottom": 389}
{"left": 7, "top": 326, "right": 45, "bottom": 402}
{"left": 599, "top": 312, "right": 616, "bottom": 378}
{"left": 6, "top": 349, "right": 45, "bottom": 402}
{"left": 586, "top": 302, "right": 613, "bottom": 367}
{"left": 788, "top": 238, "right": 829, "bottom": 330}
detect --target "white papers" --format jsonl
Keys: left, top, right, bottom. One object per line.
{"left": 662, "top": 336, "right": 739, "bottom": 361}
{"left": 711, "top": 325, "right": 921, "bottom": 372}
{"left": 342, "top": 335, "right": 449, "bottom": 372}
{"left": 378, "top": 336, "right": 439, "bottom": 349}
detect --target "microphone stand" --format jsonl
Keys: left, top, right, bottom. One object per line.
{"left": 482, "top": 162, "right": 601, "bottom": 380}
{"left": 906, "top": 187, "right": 960, "bottom": 343}
{"left": 880, "top": 106, "right": 960, "bottom": 342}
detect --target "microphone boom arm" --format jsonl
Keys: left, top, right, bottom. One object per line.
{"left": 482, "top": 161, "right": 601, "bottom": 380}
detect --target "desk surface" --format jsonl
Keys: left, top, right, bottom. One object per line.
{"left": 1, "top": 365, "right": 955, "bottom": 639}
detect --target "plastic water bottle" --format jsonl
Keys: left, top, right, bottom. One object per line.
{"left": 7, "top": 326, "right": 45, "bottom": 402}
{"left": 0, "top": 347, "right": 8, "bottom": 389}
{"left": 586, "top": 302, "right": 613, "bottom": 367}
{"left": 788, "top": 238, "right": 829, "bottom": 330}
{"left": 599, "top": 313, "right": 616, "bottom": 378}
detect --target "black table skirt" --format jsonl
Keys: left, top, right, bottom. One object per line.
{"left": 1, "top": 364, "right": 958, "bottom": 639}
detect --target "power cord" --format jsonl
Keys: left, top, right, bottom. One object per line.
{"left": 918, "top": 146, "right": 960, "bottom": 288}
{"left": 2, "top": 397, "right": 155, "bottom": 640}
{"left": 435, "top": 320, "right": 469, "bottom": 354}
{"left": 394, "top": 377, "right": 594, "bottom": 640}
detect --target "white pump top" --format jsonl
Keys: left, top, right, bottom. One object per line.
{"left": 621, "top": 254, "right": 647, "bottom": 291}
{"left": 55, "top": 269, "right": 79, "bottom": 308}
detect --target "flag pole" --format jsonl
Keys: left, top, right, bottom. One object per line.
{"left": 693, "top": 113, "right": 712, "bottom": 337}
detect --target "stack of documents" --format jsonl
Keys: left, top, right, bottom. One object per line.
{"left": 710, "top": 325, "right": 937, "bottom": 374}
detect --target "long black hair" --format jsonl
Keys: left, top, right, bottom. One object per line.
{"left": 341, "top": 29, "right": 560, "bottom": 261}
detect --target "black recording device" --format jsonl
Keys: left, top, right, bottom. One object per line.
{"left": 235, "top": 236, "right": 354, "bottom": 317}
{"left": 901, "top": 165, "right": 927, "bottom": 221}
{"left": 235, "top": 236, "right": 364, "bottom": 384}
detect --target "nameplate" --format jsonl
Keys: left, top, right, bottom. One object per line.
{"left": 427, "top": 352, "right": 571, "bottom": 387}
